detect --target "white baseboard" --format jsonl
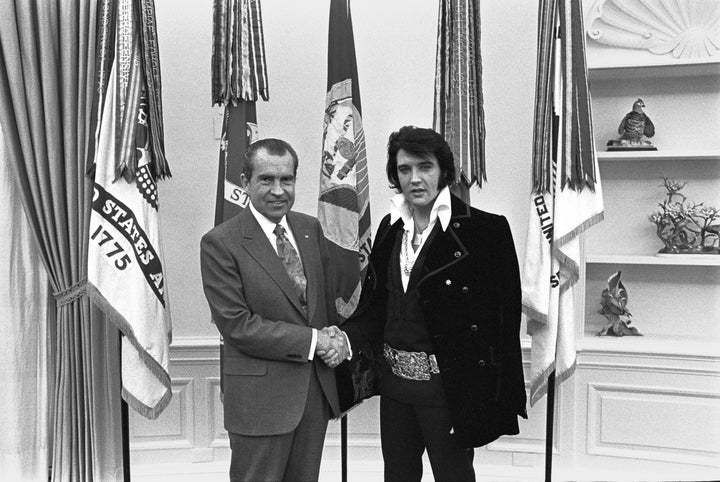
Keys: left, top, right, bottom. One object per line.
{"left": 132, "top": 453, "right": 720, "bottom": 482}
{"left": 131, "top": 461, "right": 542, "bottom": 482}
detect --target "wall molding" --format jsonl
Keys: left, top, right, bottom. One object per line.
{"left": 207, "top": 377, "right": 227, "bottom": 448}
{"left": 130, "top": 335, "right": 719, "bottom": 475}
{"left": 169, "top": 336, "right": 220, "bottom": 365}
{"left": 131, "top": 377, "right": 195, "bottom": 451}
{"left": 577, "top": 349, "right": 720, "bottom": 376}
{"left": 587, "top": 382, "right": 720, "bottom": 466}
{"left": 586, "top": 0, "right": 720, "bottom": 60}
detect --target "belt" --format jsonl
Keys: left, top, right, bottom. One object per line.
{"left": 383, "top": 343, "right": 440, "bottom": 381}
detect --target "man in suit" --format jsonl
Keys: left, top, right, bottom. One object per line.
{"left": 324, "top": 126, "right": 527, "bottom": 481}
{"left": 200, "top": 138, "right": 346, "bottom": 481}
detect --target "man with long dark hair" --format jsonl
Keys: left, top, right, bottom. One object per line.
{"left": 327, "top": 126, "right": 527, "bottom": 481}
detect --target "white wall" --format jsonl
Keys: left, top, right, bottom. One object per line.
{"left": 155, "top": 0, "right": 217, "bottom": 338}
{"left": 154, "top": 0, "right": 538, "bottom": 339}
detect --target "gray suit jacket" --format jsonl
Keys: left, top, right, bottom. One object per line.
{"left": 200, "top": 208, "right": 340, "bottom": 436}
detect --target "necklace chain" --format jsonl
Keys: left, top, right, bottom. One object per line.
{"left": 402, "top": 230, "right": 416, "bottom": 276}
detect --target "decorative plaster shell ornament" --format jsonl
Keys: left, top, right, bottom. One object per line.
{"left": 586, "top": 0, "right": 720, "bottom": 59}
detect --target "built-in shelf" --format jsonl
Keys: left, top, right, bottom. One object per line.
{"left": 588, "top": 59, "right": 720, "bottom": 80}
{"left": 596, "top": 150, "right": 720, "bottom": 163}
{"left": 581, "top": 333, "right": 720, "bottom": 358}
{"left": 585, "top": 254, "right": 720, "bottom": 266}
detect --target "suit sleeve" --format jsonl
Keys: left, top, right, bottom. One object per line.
{"left": 497, "top": 216, "right": 528, "bottom": 418}
{"left": 200, "top": 231, "right": 313, "bottom": 363}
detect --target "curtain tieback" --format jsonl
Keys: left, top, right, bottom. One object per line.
{"left": 53, "top": 278, "right": 88, "bottom": 307}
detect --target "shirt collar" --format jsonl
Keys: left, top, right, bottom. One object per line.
{"left": 389, "top": 185, "right": 452, "bottom": 232}
{"left": 248, "top": 202, "right": 290, "bottom": 238}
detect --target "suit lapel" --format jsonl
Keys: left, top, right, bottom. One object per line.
{"left": 418, "top": 195, "right": 472, "bottom": 287}
{"left": 239, "top": 209, "right": 308, "bottom": 319}
{"left": 373, "top": 197, "right": 475, "bottom": 289}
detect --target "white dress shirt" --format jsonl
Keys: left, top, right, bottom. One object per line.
{"left": 389, "top": 186, "right": 452, "bottom": 292}
{"left": 247, "top": 204, "right": 318, "bottom": 360}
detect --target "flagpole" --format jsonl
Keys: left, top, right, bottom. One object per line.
{"left": 341, "top": 416, "right": 348, "bottom": 482}
{"left": 119, "top": 333, "right": 131, "bottom": 482}
{"left": 544, "top": 369, "right": 556, "bottom": 482}
{"left": 320, "top": 2, "right": 369, "bottom": 481}
{"left": 544, "top": 11, "right": 561, "bottom": 481}
{"left": 122, "top": 400, "right": 130, "bottom": 482}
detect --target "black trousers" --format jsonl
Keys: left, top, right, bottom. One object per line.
{"left": 380, "top": 396, "right": 475, "bottom": 482}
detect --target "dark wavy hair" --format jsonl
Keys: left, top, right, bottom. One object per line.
{"left": 386, "top": 126, "right": 456, "bottom": 191}
{"left": 243, "top": 138, "right": 299, "bottom": 179}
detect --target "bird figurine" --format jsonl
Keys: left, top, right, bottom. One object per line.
{"left": 598, "top": 271, "right": 642, "bottom": 337}
{"left": 607, "top": 98, "right": 657, "bottom": 151}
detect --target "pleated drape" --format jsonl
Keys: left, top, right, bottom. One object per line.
{"left": 0, "top": 1, "right": 123, "bottom": 480}
{"left": 0, "top": 126, "right": 50, "bottom": 481}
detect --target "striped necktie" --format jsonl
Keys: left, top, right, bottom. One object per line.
{"left": 273, "top": 224, "right": 307, "bottom": 307}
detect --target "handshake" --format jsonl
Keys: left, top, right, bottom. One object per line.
{"left": 315, "top": 326, "right": 350, "bottom": 368}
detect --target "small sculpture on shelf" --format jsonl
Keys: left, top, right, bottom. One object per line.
{"left": 606, "top": 98, "right": 656, "bottom": 151}
{"left": 649, "top": 178, "right": 720, "bottom": 255}
{"left": 598, "top": 271, "right": 641, "bottom": 337}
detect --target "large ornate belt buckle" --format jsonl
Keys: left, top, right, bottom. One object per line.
{"left": 383, "top": 344, "right": 433, "bottom": 381}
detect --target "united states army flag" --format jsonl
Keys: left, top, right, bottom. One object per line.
{"left": 523, "top": 0, "right": 603, "bottom": 406}
{"left": 523, "top": 169, "right": 603, "bottom": 406}
{"left": 88, "top": 1, "right": 172, "bottom": 418}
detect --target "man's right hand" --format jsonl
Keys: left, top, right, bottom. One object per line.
{"left": 315, "top": 326, "right": 349, "bottom": 367}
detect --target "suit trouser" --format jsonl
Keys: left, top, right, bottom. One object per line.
{"left": 380, "top": 396, "right": 475, "bottom": 482}
{"left": 228, "top": 361, "right": 331, "bottom": 482}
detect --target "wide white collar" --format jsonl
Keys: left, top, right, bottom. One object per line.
{"left": 389, "top": 185, "right": 452, "bottom": 232}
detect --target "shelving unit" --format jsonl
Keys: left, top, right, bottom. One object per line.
{"left": 581, "top": 60, "right": 720, "bottom": 341}
{"left": 570, "top": 3, "right": 720, "bottom": 474}
{"left": 585, "top": 254, "right": 720, "bottom": 266}
{"left": 588, "top": 60, "right": 720, "bottom": 80}
{"left": 581, "top": 333, "right": 719, "bottom": 358}
{"left": 596, "top": 150, "right": 720, "bottom": 163}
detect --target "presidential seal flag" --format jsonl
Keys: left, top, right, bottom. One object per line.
{"left": 522, "top": 0, "right": 603, "bottom": 407}
{"left": 88, "top": 0, "right": 172, "bottom": 419}
{"left": 319, "top": 0, "right": 371, "bottom": 322}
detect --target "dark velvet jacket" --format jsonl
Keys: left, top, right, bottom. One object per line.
{"left": 340, "top": 194, "right": 528, "bottom": 448}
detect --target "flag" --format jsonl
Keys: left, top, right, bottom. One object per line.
{"left": 211, "top": 0, "right": 268, "bottom": 107}
{"left": 522, "top": 0, "right": 604, "bottom": 407}
{"left": 214, "top": 103, "right": 259, "bottom": 224}
{"left": 433, "top": 0, "right": 486, "bottom": 189}
{"left": 88, "top": 0, "right": 172, "bottom": 419}
{"left": 211, "top": 0, "right": 267, "bottom": 224}
{"left": 318, "top": 0, "right": 371, "bottom": 322}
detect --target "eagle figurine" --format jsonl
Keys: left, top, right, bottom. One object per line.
{"left": 607, "top": 98, "right": 657, "bottom": 150}
{"left": 619, "top": 98, "right": 655, "bottom": 142}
